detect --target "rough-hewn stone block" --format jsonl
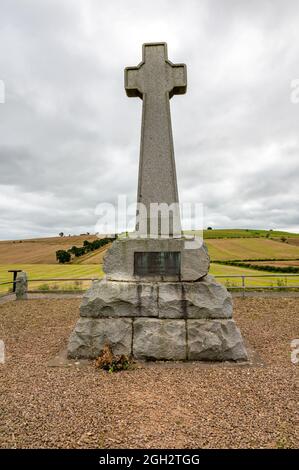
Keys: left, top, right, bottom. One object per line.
{"left": 133, "top": 318, "right": 186, "bottom": 360}
{"left": 158, "top": 275, "right": 232, "bottom": 319}
{"left": 80, "top": 279, "right": 158, "bottom": 318}
{"left": 187, "top": 319, "right": 248, "bottom": 361}
{"left": 67, "top": 317, "right": 132, "bottom": 359}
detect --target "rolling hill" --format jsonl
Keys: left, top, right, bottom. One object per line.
{"left": 194, "top": 229, "right": 299, "bottom": 239}
{"left": 0, "top": 234, "right": 98, "bottom": 264}
{"left": 1, "top": 230, "right": 299, "bottom": 293}
{"left": 0, "top": 230, "right": 298, "bottom": 265}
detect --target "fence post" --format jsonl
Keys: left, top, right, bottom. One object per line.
{"left": 8, "top": 270, "right": 22, "bottom": 293}
{"left": 241, "top": 275, "right": 245, "bottom": 299}
{"left": 15, "top": 272, "right": 28, "bottom": 300}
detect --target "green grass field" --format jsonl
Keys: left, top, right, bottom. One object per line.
{"left": 200, "top": 229, "right": 299, "bottom": 239}
{"left": 1, "top": 262, "right": 298, "bottom": 294}
{"left": 0, "top": 264, "right": 103, "bottom": 293}
{"left": 209, "top": 263, "right": 299, "bottom": 288}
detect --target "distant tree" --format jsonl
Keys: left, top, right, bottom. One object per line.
{"left": 207, "top": 227, "right": 212, "bottom": 230}
{"left": 70, "top": 246, "right": 79, "bottom": 257}
{"left": 63, "top": 237, "right": 115, "bottom": 260}
{"left": 72, "top": 247, "right": 85, "bottom": 257}
{"left": 56, "top": 250, "right": 71, "bottom": 264}
{"left": 280, "top": 236, "right": 287, "bottom": 243}
{"left": 59, "top": 232, "right": 64, "bottom": 237}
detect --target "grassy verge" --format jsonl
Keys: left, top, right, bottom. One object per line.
{"left": 210, "top": 263, "right": 299, "bottom": 288}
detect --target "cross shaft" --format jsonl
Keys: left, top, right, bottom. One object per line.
{"left": 125, "top": 43, "right": 187, "bottom": 236}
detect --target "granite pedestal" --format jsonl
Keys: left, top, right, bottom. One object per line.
{"left": 68, "top": 238, "right": 248, "bottom": 362}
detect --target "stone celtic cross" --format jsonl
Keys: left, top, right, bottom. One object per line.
{"left": 68, "top": 43, "right": 248, "bottom": 364}
{"left": 125, "top": 43, "right": 187, "bottom": 235}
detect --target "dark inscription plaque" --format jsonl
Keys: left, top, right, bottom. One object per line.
{"left": 134, "top": 252, "right": 181, "bottom": 276}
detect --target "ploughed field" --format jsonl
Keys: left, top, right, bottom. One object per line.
{"left": 0, "top": 235, "right": 98, "bottom": 264}
{"left": 247, "top": 260, "right": 299, "bottom": 268}
{"left": 205, "top": 238, "right": 299, "bottom": 261}
{"left": 0, "top": 296, "right": 298, "bottom": 448}
{"left": 0, "top": 231, "right": 298, "bottom": 265}
{"left": 0, "top": 230, "right": 299, "bottom": 264}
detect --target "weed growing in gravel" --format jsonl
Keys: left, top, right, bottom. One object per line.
{"left": 95, "top": 344, "right": 133, "bottom": 373}
{"left": 276, "top": 436, "right": 291, "bottom": 449}
{"left": 276, "top": 278, "right": 288, "bottom": 290}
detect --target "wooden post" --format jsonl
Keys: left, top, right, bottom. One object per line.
{"left": 8, "top": 270, "right": 22, "bottom": 293}
{"left": 242, "top": 275, "right": 245, "bottom": 299}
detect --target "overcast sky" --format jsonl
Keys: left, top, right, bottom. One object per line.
{"left": 0, "top": 0, "right": 298, "bottom": 240}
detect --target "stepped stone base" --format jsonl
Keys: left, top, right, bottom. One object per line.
{"left": 67, "top": 276, "right": 248, "bottom": 362}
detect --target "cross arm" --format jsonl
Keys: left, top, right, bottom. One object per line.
{"left": 125, "top": 65, "right": 143, "bottom": 99}
{"left": 167, "top": 62, "right": 187, "bottom": 98}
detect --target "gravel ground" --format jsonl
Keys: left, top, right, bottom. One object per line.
{"left": 0, "top": 297, "right": 298, "bottom": 449}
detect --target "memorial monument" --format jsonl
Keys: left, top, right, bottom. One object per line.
{"left": 68, "top": 43, "right": 248, "bottom": 361}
